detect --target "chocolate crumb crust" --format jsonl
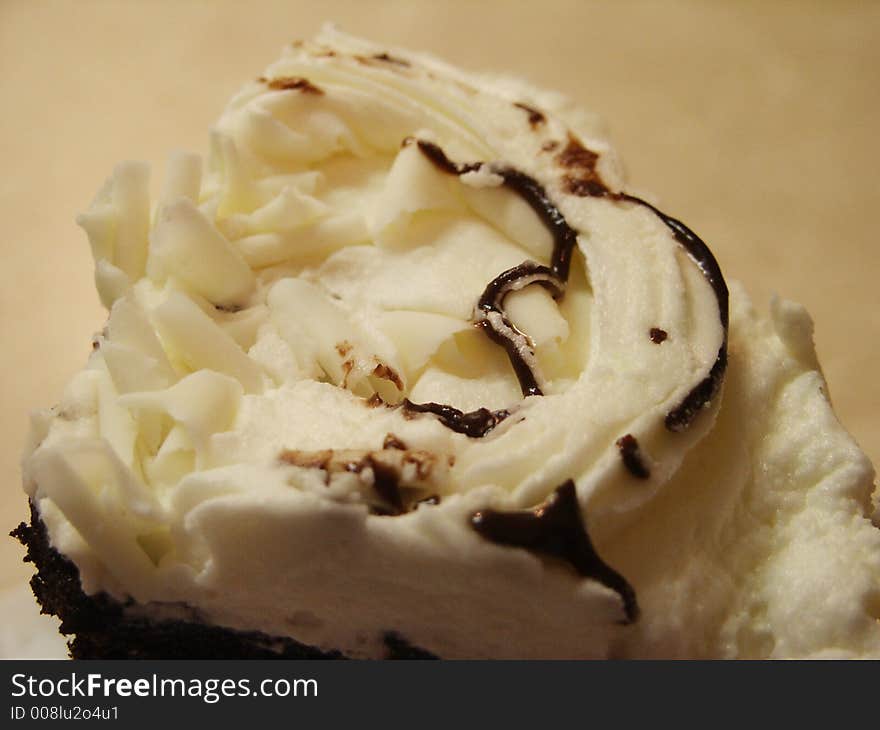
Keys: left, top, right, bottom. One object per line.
{"left": 11, "top": 503, "right": 435, "bottom": 659}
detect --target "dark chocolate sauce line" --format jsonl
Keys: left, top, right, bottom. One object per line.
{"left": 410, "top": 139, "right": 729, "bottom": 436}
{"left": 475, "top": 261, "right": 565, "bottom": 398}
{"left": 478, "top": 320, "right": 542, "bottom": 397}
{"left": 471, "top": 480, "right": 639, "bottom": 624}
{"left": 617, "top": 194, "right": 728, "bottom": 329}
{"left": 476, "top": 260, "right": 563, "bottom": 305}
{"left": 402, "top": 400, "right": 509, "bottom": 439}
{"left": 513, "top": 102, "right": 546, "bottom": 128}
{"left": 496, "top": 168, "right": 580, "bottom": 282}
{"left": 613, "top": 193, "right": 729, "bottom": 432}
{"left": 415, "top": 140, "right": 580, "bottom": 398}
{"left": 665, "top": 346, "right": 727, "bottom": 432}
{"left": 414, "top": 139, "right": 480, "bottom": 175}
{"left": 396, "top": 141, "right": 730, "bottom": 627}
{"left": 415, "top": 141, "right": 580, "bottom": 283}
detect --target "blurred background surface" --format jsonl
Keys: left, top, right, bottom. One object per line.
{"left": 1, "top": 0, "right": 878, "bottom": 652}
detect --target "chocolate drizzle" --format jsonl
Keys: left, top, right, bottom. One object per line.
{"left": 615, "top": 434, "right": 650, "bottom": 480}
{"left": 493, "top": 167, "right": 580, "bottom": 283}
{"left": 388, "top": 140, "right": 729, "bottom": 627}
{"left": 617, "top": 194, "right": 728, "bottom": 330}
{"left": 402, "top": 399, "right": 509, "bottom": 438}
{"left": 513, "top": 102, "right": 546, "bottom": 128}
{"left": 414, "top": 139, "right": 481, "bottom": 175}
{"left": 471, "top": 480, "right": 639, "bottom": 623}
{"left": 258, "top": 76, "right": 324, "bottom": 95}
{"left": 649, "top": 327, "right": 668, "bottom": 344}
{"left": 615, "top": 193, "right": 729, "bottom": 432}
{"left": 417, "top": 140, "right": 579, "bottom": 283}
{"left": 415, "top": 140, "right": 580, "bottom": 398}
{"left": 557, "top": 134, "right": 607, "bottom": 197}
{"left": 475, "top": 261, "right": 564, "bottom": 397}
{"left": 412, "top": 139, "right": 728, "bottom": 433}
{"left": 279, "top": 444, "right": 448, "bottom": 516}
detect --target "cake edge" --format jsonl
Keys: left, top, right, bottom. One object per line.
{"left": 10, "top": 501, "right": 437, "bottom": 660}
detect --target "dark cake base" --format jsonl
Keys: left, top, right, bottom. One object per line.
{"left": 11, "top": 502, "right": 436, "bottom": 659}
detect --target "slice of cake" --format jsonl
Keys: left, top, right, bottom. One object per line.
{"left": 13, "top": 26, "right": 880, "bottom": 659}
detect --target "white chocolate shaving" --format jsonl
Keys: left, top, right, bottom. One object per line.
{"left": 149, "top": 199, "right": 255, "bottom": 306}
{"left": 152, "top": 291, "right": 264, "bottom": 393}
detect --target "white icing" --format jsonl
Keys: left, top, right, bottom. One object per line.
{"left": 23, "top": 26, "right": 879, "bottom": 658}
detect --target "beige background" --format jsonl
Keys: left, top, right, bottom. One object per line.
{"left": 1, "top": 0, "right": 878, "bottom": 593}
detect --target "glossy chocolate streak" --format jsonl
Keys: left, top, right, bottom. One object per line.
{"left": 562, "top": 145, "right": 728, "bottom": 429}
{"left": 498, "top": 168, "right": 580, "bottom": 282}
{"left": 416, "top": 140, "right": 580, "bottom": 397}
{"left": 402, "top": 400, "right": 510, "bottom": 438}
{"left": 477, "top": 260, "right": 563, "bottom": 305}
{"left": 476, "top": 261, "right": 564, "bottom": 397}
{"left": 614, "top": 193, "right": 729, "bottom": 432}
{"left": 618, "top": 194, "right": 728, "bottom": 329}
{"left": 478, "top": 319, "right": 542, "bottom": 397}
{"left": 414, "top": 139, "right": 480, "bottom": 175}
{"left": 416, "top": 141, "right": 580, "bottom": 281}
{"left": 513, "top": 101, "right": 546, "bottom": 128}
{"left": 471, "top": 480, "right": 639, "bottom": 623}
{"left": 412, "top": 139, "right": 728, "bottom": 435}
